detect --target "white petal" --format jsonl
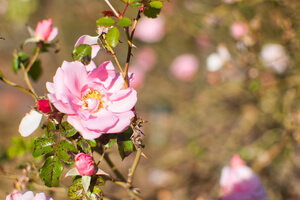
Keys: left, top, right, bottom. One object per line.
{"left": 18, "top": 109, "right": 43, "bottom": 137}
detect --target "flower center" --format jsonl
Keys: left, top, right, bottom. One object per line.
{"left": 81, "top": 89, "right": 104, "bottom": 112}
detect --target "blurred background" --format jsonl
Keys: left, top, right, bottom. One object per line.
{"left": 1, "top": 0, "right": 300, "bottom": 199}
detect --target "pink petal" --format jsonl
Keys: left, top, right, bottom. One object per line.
{"left": 83, "top": 109, "right": 118, "bottom": 130}
{"left": 47, "top": 27, "right": 58, "bottom": 41}
{"left": 20, "top": 191, "right": 35, "bottom": 200}
{"left": 106, "top": 88, "right": 137, "bottom": 112}
{"left": 107, "top": 111, "right": 134, "bottom": 133}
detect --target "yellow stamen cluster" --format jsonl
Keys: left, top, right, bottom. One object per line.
{"left": 81, "top": 89, "right": 104, "bottom": 112}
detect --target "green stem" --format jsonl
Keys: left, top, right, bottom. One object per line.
{"left": 0, "top": 70, "right": 36, "bottom": 99}
{"left": 104, "top": 153, "right": 127, "bottom": 182}
{"left": 26, "top": 46, "right": 40, "bottom": 72}
{"left": 127, "top": 148, "right": 142, "bottom": 186}
{"left": 20, "top": 63, "right": 38, "bottom": 99}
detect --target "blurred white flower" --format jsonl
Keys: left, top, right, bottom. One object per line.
{"left": 206, "top": 44, "right": 231, "bottom": 72}
{"left": 260, "top": 43, "right": 289, "bottom": 74}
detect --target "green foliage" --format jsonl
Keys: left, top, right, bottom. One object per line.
{"left": 72, "top": 44, "right": 92, "bottom": 65}
{"left": 149, "top": 1, "right": 163, "bottom": 9}
{"left": 121, "top": 0, "right": 139, "bottom": 4}
{"left": 6, "top": 137, "right": 28, "bottom": 159}
{"left": 55, "top": 140, "right": 78, "bottom": 164}
{"left": 60, "top": 121, "right": 78, "bottom": 138}
{"left": 144, "top": 6, "right": 161, "bottom": 18}
{"left": 28, "top": 59, "right": 42, "bottom": 81}
{"left": 12, "top": 52, "right": 29, "bottom": 73}
{"left": 45, "top": 121, "right": 57, "bottom": 138}
{"left": 106, "top": 27, "right": 120, "bottom": 48}
{"left": 40, "top": 155, "right": 63, "bottom": 187}
{"left": 96, "top": 16, "right": 115, "bottom": 27}
{"left": 32, "top": 137, "right": 55, "bottom": 157}
{"left": 117, "top": 17, "right": 132, "bottom": 27}
{"left": 77, "top": 138, "right": 92, "bottom": 154}
{"left": 117, "top": 128, "right": 135, "bottom": 160}
{"left": 68, "top": 178, "right": 85, "bottom": 199}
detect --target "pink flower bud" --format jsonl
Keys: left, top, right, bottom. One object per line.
{"left": 34, "top": 18, "right": 58, "bottom": 42}
{"left": 37, "top": 99, "right": 51, "bottom": 113}
{"left": 75, "top": 153, "right": 96, "bottom": 176}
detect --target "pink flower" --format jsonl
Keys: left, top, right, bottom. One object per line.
{"left": 170, "top": 54, "right": 199, "bottom": 81}
{"left": 34, "top": 19, "right": 58, "bottom": 42}
{"left": 134, "top": 15, "right": 165, "bottom": 43}
{"left": 37, "top": 99, "right": 51, "bottom": 113}
{"left": 129, "top": 66, "right": 145, "bottom": 89}
{"left": 6, "top": 191, "right": 53, "bottom": 200}
{"left": 75, "top": 153, "right": 96, "bottom": 176}
{"left": 219, "top": 154, "right": 267, "bottom": 200}
{"left": 133, "top": 47, "right": 157, "bottom": 71}
{"left": 230, "top": 22, "right": 249, "bottom": 40}
{"left": 46, "top": 61, "right": 137, "bottom": 139}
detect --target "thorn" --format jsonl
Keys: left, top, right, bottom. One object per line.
{"left": 141, "top": 152, "right": 148, "bottom": 159}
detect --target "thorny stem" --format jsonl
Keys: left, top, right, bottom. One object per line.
{"left": 0, "top": 70, "right": 37, "bottom": 99}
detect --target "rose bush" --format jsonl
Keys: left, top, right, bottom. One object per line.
{"left": 46, "top": 60, "right": 137, "bottom": 139}
{"left": 75, "top": 153, "right": 96, "bottom": 176}
{"left": 219, "top": 154, "right": 267, "bottom": 200}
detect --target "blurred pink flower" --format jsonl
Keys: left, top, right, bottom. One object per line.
{"left": 134, "top": 15, "right": 165, "bottom": 43}
{"left": 46, "top": 61, "right": 137, "bottom": 139}
{"left": 170, "top": 54, "right": 199, "bottom": 81}
{"left": 129, "top": 66, "right": 145, "bottom": 89}
{"left": 134, "top": 47, "right": 157, "bottom": 71}
{"left": 230, "top": 22, "right": 249, "bottom": 40}
{"left": 219, "top": 154, "right": 267, "bottom": 200}
{"left": 6, "top": 191, "right": 53, "bottom": 200}
{"left": 75, "top": 153, "right": 96, "bottom": 176}
{"left": 37, "top": 99, "right": 51, "bottom": 113}
{"left": 34, "top": 19, "right": 58, "bottom": 42}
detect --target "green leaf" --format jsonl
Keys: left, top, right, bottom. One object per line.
{"left": 96, "top": 177, "right": 105, "bottom": 186}
{"left": 150, "top": 1, "right": 163, "bottom": 9}
{"left": 106, "top": 27, "right": 120, "bottom": 48}
{"left": 60, "top": 121, "right": 77, "bottom": 138}
{"left": 72, "top": 44, "right": 92, "bottom": 65}
{"left": 121, "top": 0, "right": 139, "bottom": 4}
{"left": 45, "top": 121, "right": 57, "bottom": 138}
{"left": 55, "top": 140, "right": 78, "bottom": 164}
{"left": 40, "top": 155, "right": 63, "bottom": 187}
{"left": 117, "top": 17, "right": 132, "bottom": 27}
{"left": 87, "top": 139, "right": 97, "bottom": 147}
{"left": 130, "top": 2, "right": 142, "bottom": 7}
{"left": 144, "top": 7, "right": 161, "bottom": 18}
{"left": 117, "top": 128, "right": 135, "bottom": 160}
{"left": 28, "top": 59, "right": 42, "bottom": 81}
{"left": 87, "top": 187, "right": 103, "bottom": 200}
{"left": 12, "top": 52, "right": 29, "bottom": 73}
{"left": 32, "top": 137, "right": 55, "bottom": 157}
{"left": 77, "top": 138, "right": 92, "bottom": 154}
{"left": 98, "top": 134, "right": 117, "bottom": 149}
{"left": 68, "top": 178, "right": 84, "bottom": 200}
{"left": 96, "top": 16, "right": 115, "bottom": 27}
{"left": 6, "top": 137, "right": 27, "bottom": 159}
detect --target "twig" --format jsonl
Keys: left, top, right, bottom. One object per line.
{"left": 104, "top": 0, "right": 119, "bottom": 18}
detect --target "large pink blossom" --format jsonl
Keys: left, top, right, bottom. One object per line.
{"left": 46, "top": 61, "right": 137, "bottom": 139}
{"left": 6, "top": 191, "right": 53, "bottom": 200}
{"left": 219, "top": 154, "right": 267, "bottom": 200}
{"left": 34, "top": 19, "right": 58, "bottom": 42}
